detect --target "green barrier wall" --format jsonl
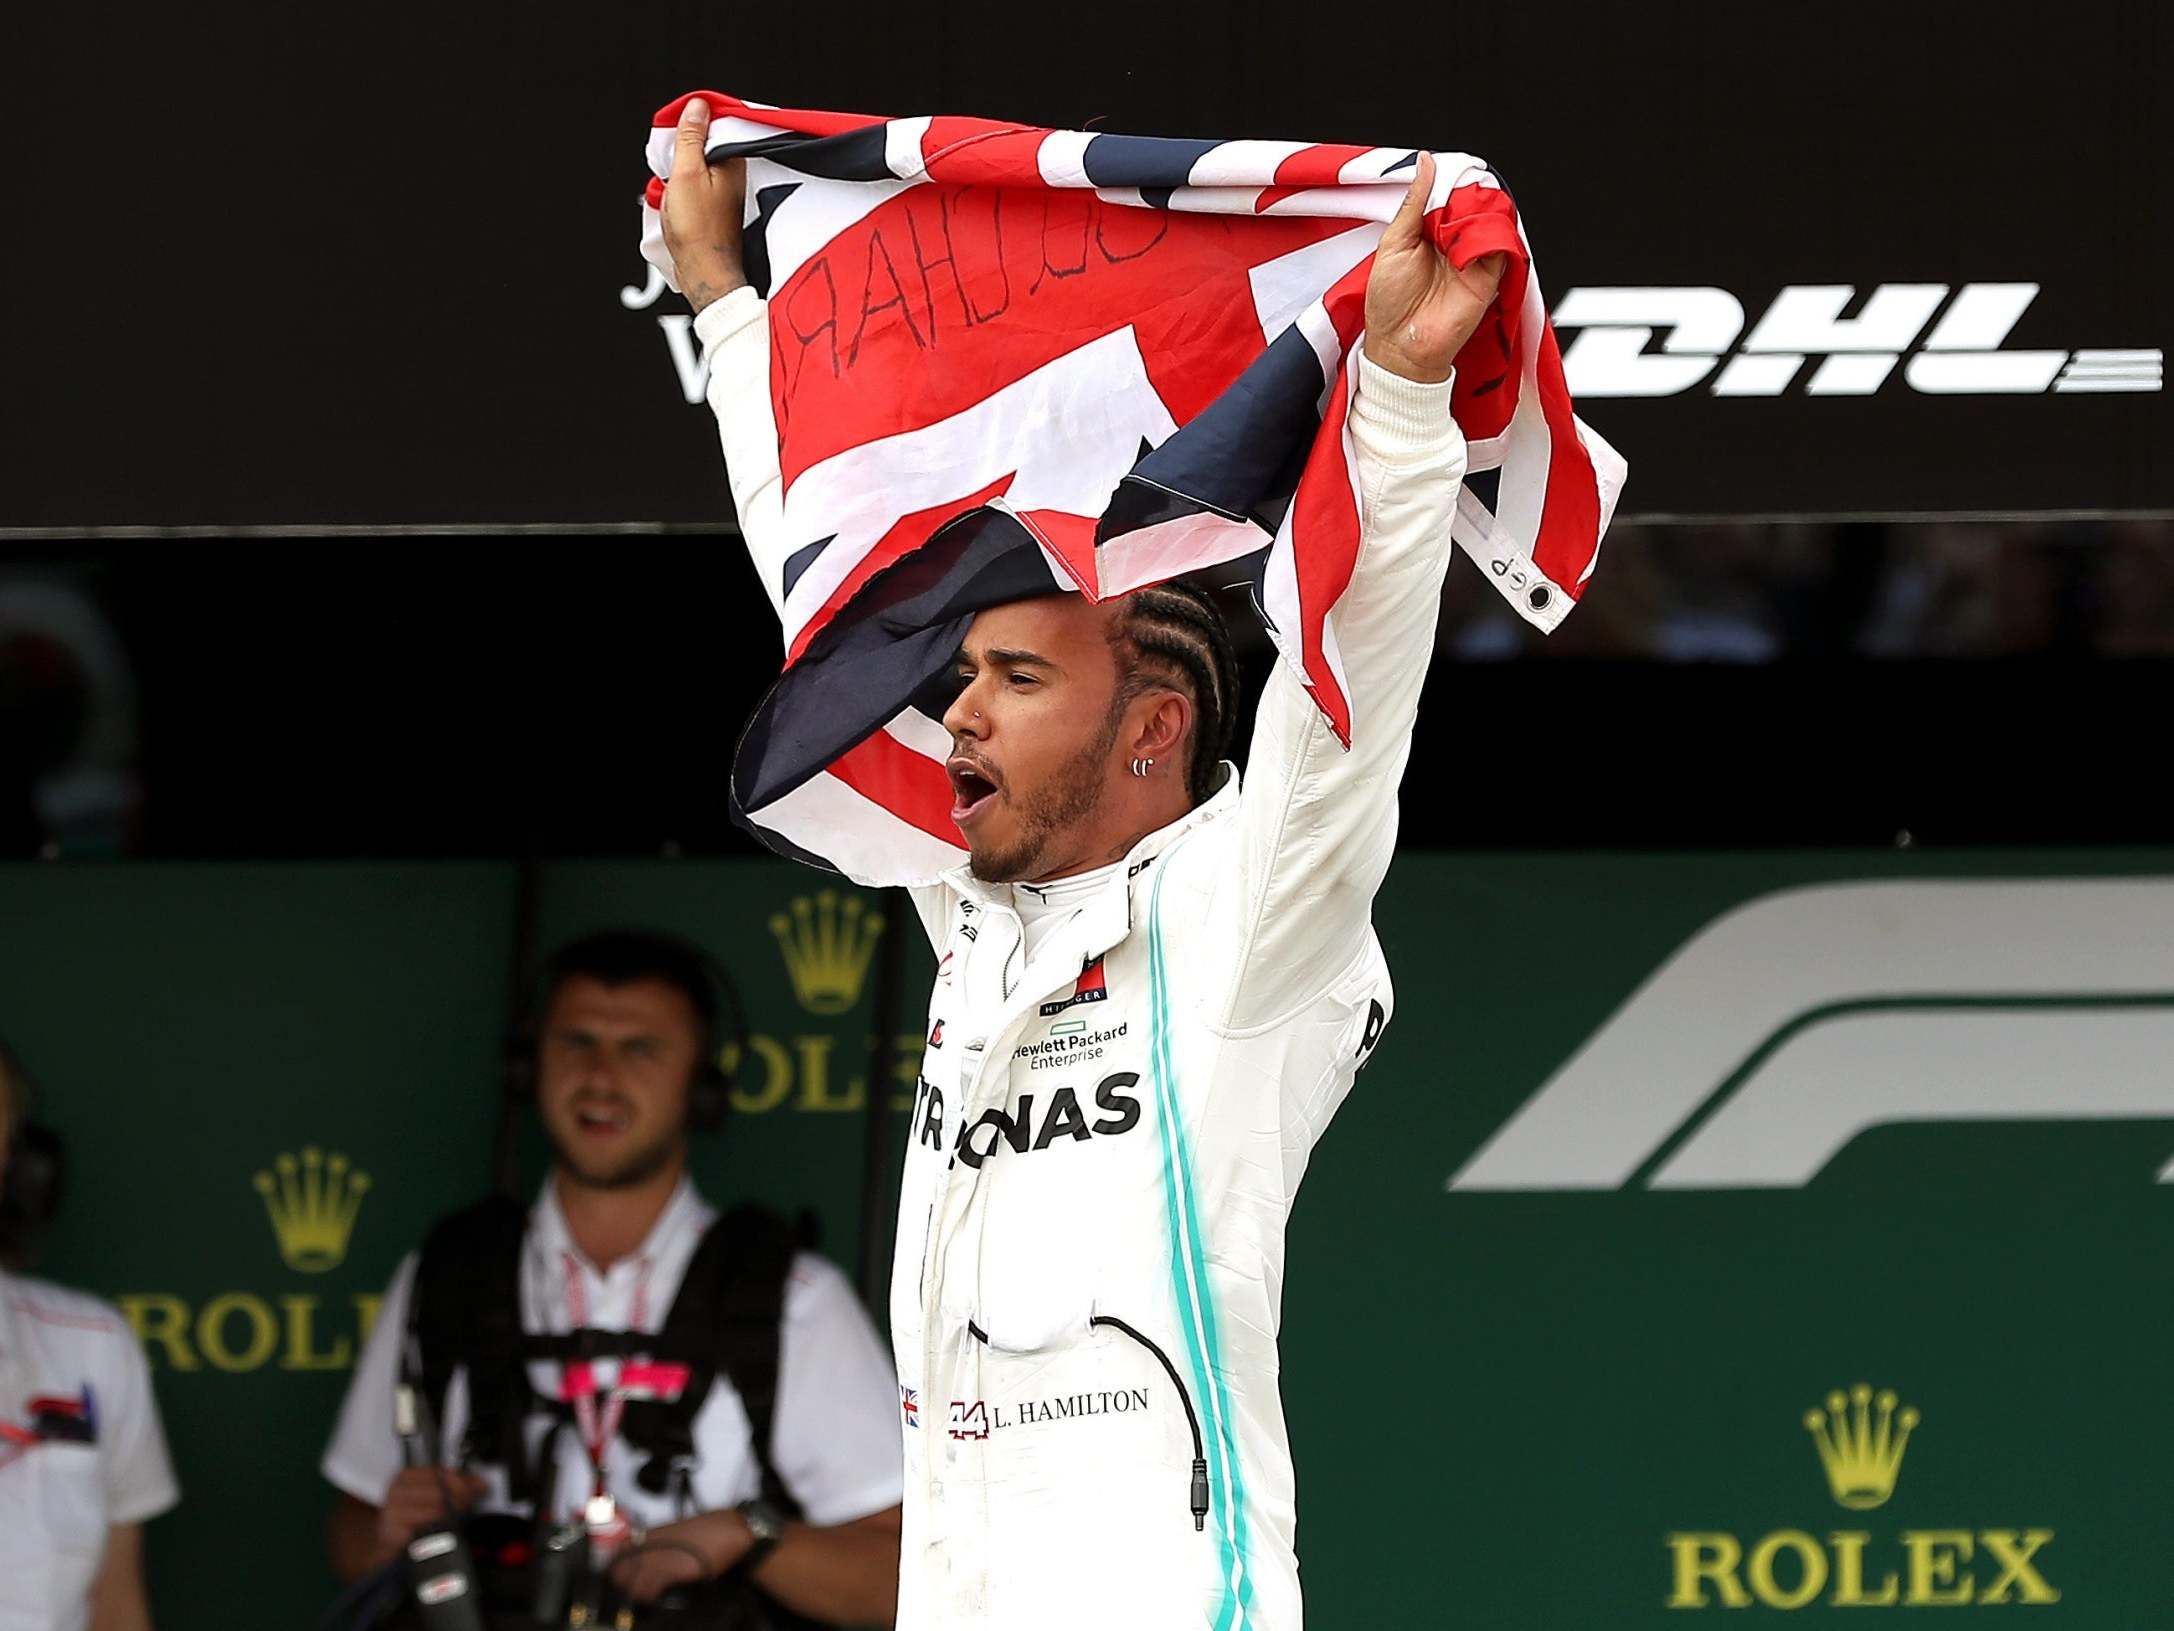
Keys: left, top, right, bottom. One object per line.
{"left": 2, "top": 852, "right": 2167, "bottom": 1627}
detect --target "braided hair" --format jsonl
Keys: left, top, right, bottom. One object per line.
{"left": 1106, "top": 580, "right": 1243, "bottom": 807}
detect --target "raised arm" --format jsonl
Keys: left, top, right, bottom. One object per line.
{"left": 661, "top": 99, "right": 751, "bottom": 319}
{"left": 660, "top": 101, "right": 796, "bottom": 616}
{"left": 1223, "top": 153, "right": 1504, "bottom": 1029}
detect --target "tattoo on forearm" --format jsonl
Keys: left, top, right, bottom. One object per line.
{"left": 685, "top": 271, "right": 745, "bottom": 315}
{"left": 672, "top": 242, "right": 747, "bottom": 315}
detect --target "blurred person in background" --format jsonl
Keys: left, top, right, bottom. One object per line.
{"left": 321, "top": 930, "right": 902, "bottom": 1626}
{"left": 0, "top": 576, "right": 143, "bottom": 860}
{"left": 0, "top": 1036, "right": 179, "bottom": 1631}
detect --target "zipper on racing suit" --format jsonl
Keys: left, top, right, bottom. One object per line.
{"left": 921, "top": 911, "right": 1025, "bottom": 1316}
{"left": 929, "top": 914, "right": 1216, "bottom": 1545}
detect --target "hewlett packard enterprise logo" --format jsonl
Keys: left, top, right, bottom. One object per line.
{"left": 1553, "top": 283, "right": 2158, "bottom": 397}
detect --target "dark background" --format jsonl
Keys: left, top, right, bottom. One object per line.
{"left": 8, "top": 0, "right": 2165, "bottom": 861}
{"left": 9, "top": 0, "right": 2167, "bottom": 862}
{"left": 3, "top": 533, "right": 2166, "bottom": 860}
{"left": 8, "top": 0, "right": 2168, "bottom": 528}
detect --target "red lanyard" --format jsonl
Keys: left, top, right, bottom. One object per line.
{"left": 559, "top": 1252, "right": 652, "bottom": 1499}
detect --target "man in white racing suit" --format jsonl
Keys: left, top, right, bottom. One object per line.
{"left": 663, "top": 98, "right": 1497, "bottom": 1631}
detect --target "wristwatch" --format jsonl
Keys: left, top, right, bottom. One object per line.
{"left": 737, "top": 1497, "right": 789, "bottom": 1572}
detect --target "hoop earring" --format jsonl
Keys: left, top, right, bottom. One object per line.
{"left": 1131, "top": 758, "right": 1154, "bottom": 777}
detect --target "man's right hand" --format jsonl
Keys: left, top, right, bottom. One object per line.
{"left": 375, "top": 1466, "right": 488, "bottom": 1554}
{"left": 661, "top": 97, "right": 750, "bottom": 315}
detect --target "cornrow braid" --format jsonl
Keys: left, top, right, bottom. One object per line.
{"left": 1109, "top": 580, "right": 1243, "bottom": 806}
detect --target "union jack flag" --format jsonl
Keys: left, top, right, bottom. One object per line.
{"left": 901, "top": 1386, "right": 920, "bottom": 1427}
{"left": 641, "top": 93, "right": 1624, "bottom": 885}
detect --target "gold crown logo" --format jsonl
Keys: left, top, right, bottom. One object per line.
{"left": 252, "top": 1147, "right": 371, "bottom": 1273}
{"left": 1805, "top": 1383, "right": 1920, "bottom": 1510}
{"left": 770, "top": 890, "right": 885, "bottom": 1014}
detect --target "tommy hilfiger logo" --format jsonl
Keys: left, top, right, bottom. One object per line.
{"left": 1039, "top": 957, "right": 1108, "bottom": 1016}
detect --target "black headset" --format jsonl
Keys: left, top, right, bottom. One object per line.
{"left": 502, "top": 931, "right": 746, "bottom": 1135}
{"left": 0, "top": 1034, "right": 65, "bottom": 1262}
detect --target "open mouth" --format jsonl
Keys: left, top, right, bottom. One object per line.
{"left": 947, "top": 758, "right": 1001, "bottom": 826}
{"left": 573, "top": 1102, "right": 632, "bottom": 1137}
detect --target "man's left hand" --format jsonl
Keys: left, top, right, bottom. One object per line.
{"left": 1363, "top": 151, "right": 1508, "bottom": 383}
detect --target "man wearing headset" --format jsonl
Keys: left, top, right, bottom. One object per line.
{"left": 1, "top": 1036, "right": 178, "bottom": 1631}
{"left": 321, "top": 930, "right": 903, "bottom": 1619}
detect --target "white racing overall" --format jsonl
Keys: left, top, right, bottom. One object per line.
{"left": 701, "top": 285, "right": 1466, "bottom": 1629}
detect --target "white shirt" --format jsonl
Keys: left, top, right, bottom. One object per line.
{"left": 0, "top": 1270, "right": 179, "bottom": 1631}
{"left": 323, "top": 1178, "right": 903, "bottom": 1530}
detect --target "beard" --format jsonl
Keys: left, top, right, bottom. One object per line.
{"left": 547, "top": 1114, "right": 686, "bottom": 1192}
{"left": 967, "top": 706, "right": 1123, "bottom": 883}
